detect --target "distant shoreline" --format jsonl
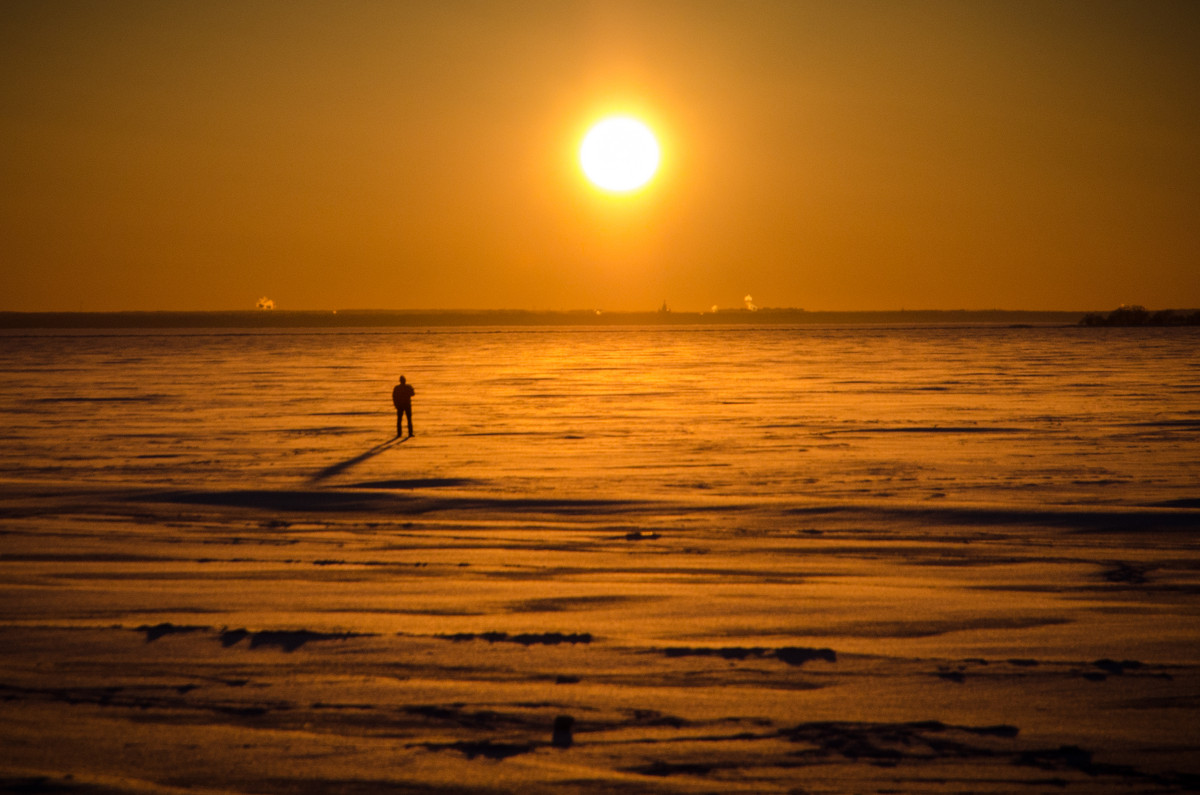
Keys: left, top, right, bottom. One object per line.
{"left": 0, "top": 309, "right": 1093, "bottom": 329}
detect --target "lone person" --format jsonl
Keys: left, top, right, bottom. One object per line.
{"left": 392, "top": 375, "right": 415, "bottom": 438}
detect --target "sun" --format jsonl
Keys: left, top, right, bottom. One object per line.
{"left": 579, "top": 116, "right": 660, "bottom": 192}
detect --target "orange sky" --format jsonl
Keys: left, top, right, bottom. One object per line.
{"left": 3, "top": 0, "right": 1197, "bottom": 312}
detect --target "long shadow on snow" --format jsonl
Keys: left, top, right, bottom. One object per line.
{"left": 309, "top": 436, "right": 408, "bottom": 483}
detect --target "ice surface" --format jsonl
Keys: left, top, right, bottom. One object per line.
{"left": 2, "top": 324, "right": 1197, "bottom": 505}
{"left": 0, "top": 324, "right": 1197, "bottom": 792}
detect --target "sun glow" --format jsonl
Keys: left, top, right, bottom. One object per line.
{"left": 579, "top": 116, "right": 660, "bottom": 192}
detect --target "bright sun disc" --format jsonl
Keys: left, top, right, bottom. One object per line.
{"left": 580, "top": 116, "right": 660, "bottom": 192}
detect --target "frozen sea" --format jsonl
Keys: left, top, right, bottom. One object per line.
{"left": 1, "top": 323, "right": 1199, "bottom": 793}
{"left": 2, "top": 323, "right": 1198, "bottom": 507}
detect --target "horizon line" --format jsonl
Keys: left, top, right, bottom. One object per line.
{"left": 0, "top": 307, "right": 1150, "bottom": 316}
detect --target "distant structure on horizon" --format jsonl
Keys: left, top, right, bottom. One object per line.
{"left": 256, "top": 296, "right": 276, "bottom": 310}
{"left": 1080, "top": 305, "right": 1200, "bottom": 327}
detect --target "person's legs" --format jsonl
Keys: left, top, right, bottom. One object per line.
{"left": 404, "top": 406, "right": 414, "bottom": 436}
{"left": 396, "top": 410, "right": 404, "bottom": 438}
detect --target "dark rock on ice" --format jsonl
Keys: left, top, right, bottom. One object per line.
{"left": 552, "top": 714, "right": 574, "bottom": 748}
{"left": 137, "top": 622, "right": 209, "bottom": 642}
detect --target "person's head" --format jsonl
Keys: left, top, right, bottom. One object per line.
{"left": 399, "top": 376, "right": 406, "bottom": 384}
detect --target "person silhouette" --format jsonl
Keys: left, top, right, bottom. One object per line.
{"left": 392, "top": 375, "right": 415, "bottom": 438}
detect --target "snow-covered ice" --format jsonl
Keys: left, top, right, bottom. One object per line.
{"left": 1, "top": 324, "right": 1197, "bottom": 792}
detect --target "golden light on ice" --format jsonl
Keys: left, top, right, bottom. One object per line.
{"left": 579, "top": 116, "right": 660, "bottom": 192}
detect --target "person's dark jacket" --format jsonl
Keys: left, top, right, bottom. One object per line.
{"left": 393, "top": 383, "right": 415, "bottom": 408}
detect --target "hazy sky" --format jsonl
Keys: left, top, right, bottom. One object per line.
{"left": 3, "top": 0, "right": 1197, "bottom": 312}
